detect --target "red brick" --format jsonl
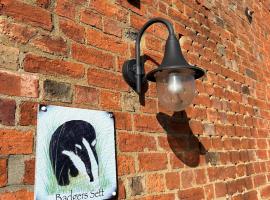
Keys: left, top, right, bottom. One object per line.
{"left": 0, "top": 0, "right": 52, "bottom": 30}
{"left": 114, "top": 112, "right": 132, "bottom": 130}
{"left": 0, "top": 70, "right": 38, "bottom": 98}
{"left": 169, "top": 153, "right": 185, "bottom": 169}
{"left": 139, "top": 194, "right": 175, "bottom": 200}
{"left": 215, "top": 182, "right": 227, "bottom": 198}
{"left": 0, "top": 44, "right": 19, "bottom": 70}
{"left": 0, "top": 129, "right": 33, "bottom": 155}
{"left": 165, "top": 172, "right": 180, "bottom": 190}
{"left": 195, "top": 169, "right": 207, "bottom": 185}
{"left": 118, "top": 132, "right": 156, "bottom": 152}
{"left": 253, "top": 174, "right": 266, "bottom": 187}
{"left": 59, "top": 18, "right": 85, "bottom": 43}
{"left": 181, "top": 170, "right": 194, "bottom": 188}
{"left": 36, "top": 0, "right": 50, "bottom": 8}
{"left": 23, "top": 158, "right": 35, "bottom": 184}
{"left": 204, "top": 184, "right": 215, "bottom": 200}
{"left": 31, "top": 35, "right": 68, "bottom": 55}
{"left": 103, "top": 18, "right": 122, "bottom": 37}
{"left": 74, "top": 85, "right": 99, "bottom": 106}
{"left": 73, "top": 43, "right": 114, "bottom": 69}
{"left": 24, "top": 54, "right": 84, "bottom": 78}
{"left": 134, "top": 114, "right": 163, "bottom": 133}
{"left": 138, "top": 153, "right": 167, "bottom": 172}
{"left": 0, "top": 190, "right": 33, "bottom": 200}
{"left": 145, "top": 35, "right": 163, "bottom": 52}
{"left": 178, "top": 187, "right": 205, "bottom": 200}
{"left": 140, "top": 98, "right": 158, "bottom": 114}
{"left": 87, "top": 68, "right": 127, "bottom": 91}
{"left": 80, "top": 9, "right": 102, "bottom": 29}
{"left": 86, "top": 28, "right": 128, "bottom": 56}
{"left": 244, "top": 190, "right": 258, "bottom": 200}
{"left": 189, "top": 120, "right": 203, "bottom": 134}
{"left": 146, "top": 173, "right": 165, "bottom": 193}
{"left": 55, "top": 0, "right": 76, "bottom": 20}
{"left": 0, "top": 98, "right": 16, "bottom": 126}
{"left": 100, "top": 90, "right": 121, "bottom": 110}
{"left": 260, "top": 185, "right": 270, "bottom": 199}
{"left": 89, "top": 0, "right": 128, "bottom": 22}
{"left": 0, "top": 19, "right": 37, "bottom": 44}
{"left": 118, "top": 179, "right": 126, "bottom": 199}
{"left": 0, "top": 159, "right": 7, "bottom": 187}
{"left": 19, "top": 102, "right": 37, "bottom": 126}
{"left": 117, "top": 155, "right": 135, "bottom": 176}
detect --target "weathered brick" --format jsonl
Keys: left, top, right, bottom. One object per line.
{"left": 117, "top": 155, "right": 135, "bottom": 176}
{"left": 0, "top": 98, "right": 16, "bottom": 126}
{"left": 31, "top": 35, "right": 68, "bottom": 55}
{"left": 139, "top": 194, "right": 175, "bottom": 200}
{"left": 0, "top": 190, "right": 33, "bottom": 200}
{"left": 36, "top": 0, "right": 50, "bottom": 8}
{"left": 134, "top": 114, "right": 163, "bottom": 133}
{"left": 138, "top": 153, "right": 167, "bottom": 172}
{"left": 0, "top": 0, "right": 52, "bottom": 30}
{"left": 0, "top": 159, "right": 7, "bottom": 187}
{"left": 55, "top": 0, "right": 76, "bottom": 20}
{"left": 178, "top": 187, "right": 205, "bottom": 200}
{"left": 0, "top": 70, "right": 38, "bottom": 98}
{"left": 89, "top": 0, "right": 128, "bottom": 22}
{"left": 80, "top": 9, "right": 102, "bottom": 29}
{"left": 59, "top": 18, "right": 85, "bottom": 43}
{"left": 165, "top": 172, "right": 180, "bottom": 190}
{"left": 0, "top": 129, "right": 33, "bottom": 155}
{"left": 129, "top": 176, "right": 144, "bottom": 196}
{"left": 24, "top": 54, "right": 84, "bottom": 78}
{"left": 86, "top": 28, "right": 128, "bottom": 56}
{"left": 181, "top": 170, "right": 194, "bottom": 188}
{"left": 43, "top": 80, "right": 72, "bottom": 102}
{"left": 23, "top": 158, "right": 35, "bottom": 184}
{"left": 146, "top": 173, "right": 165, "bottom": 193}
{"left": 19, "top": 102, "right": 37, "bottom": 126}
{"left": 114, "top": 112, "right": 132, "bottom": 130}
{"left": 100, "top": 90, "right": 121, "bottom": 110}
{"left": 72, "top": 43, "right": 114, "bottom": 69}
{"left": 74, "top": 85, "right": 99, "bottom": 106}
{"left": 0, "top": 44, "right": 19, "bottom": 70}
{"left": 103, "top": 18, "right": 122, "bottom": 37}
{"left": 87, "top": 68, "right": 127, "bottom": 91}
{"left": 0, "top": 19, "right": 37, "bottom": 44}
{"left": 8, "top": 155, "right": 25, "bottom": 184}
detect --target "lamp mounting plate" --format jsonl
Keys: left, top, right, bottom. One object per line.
{"left": 122, "top": 59, "right": 147, "bottom": 93}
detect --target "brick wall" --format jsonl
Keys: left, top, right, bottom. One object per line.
{"left": 0, "top": 0, "right": 270, "bottom": 199}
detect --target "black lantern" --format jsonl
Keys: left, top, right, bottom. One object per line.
{"left": 122, "top": 18, "right": 205, "bottom": 111}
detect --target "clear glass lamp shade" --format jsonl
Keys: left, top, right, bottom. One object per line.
{"left": 155, "top": 70, "right": 196, "bottom": 111}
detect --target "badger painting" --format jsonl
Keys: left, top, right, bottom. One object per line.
{"left": 49, "top": 120, "right": 99, "bottom": 186}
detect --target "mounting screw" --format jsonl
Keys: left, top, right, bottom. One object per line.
{"left": 245, "top": 7, "right": 254, "bottom": 23}
{"left": 40, "top": 105, "right": 47, "bottom": 112}
{"left": 112, "top": 191, "right": 116, "bottom": 196}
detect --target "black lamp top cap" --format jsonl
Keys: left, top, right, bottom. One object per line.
{"left": 146, "top": 34, "right": 205, "bottom": 82}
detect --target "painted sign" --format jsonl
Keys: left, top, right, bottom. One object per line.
{"left": 34, "top": 105, "right": 117, "bottom": 200}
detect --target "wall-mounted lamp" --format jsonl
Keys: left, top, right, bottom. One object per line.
{"left": 122, "top": 18, "right": 205, "bottom": 111}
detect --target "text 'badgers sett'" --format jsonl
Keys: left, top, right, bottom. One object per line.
{"left": 49, "top": 120, "right": 99, "bottom": 186}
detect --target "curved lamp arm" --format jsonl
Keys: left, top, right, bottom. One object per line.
{"left": 135, "top": 18, "right": 175, "bottom": 94}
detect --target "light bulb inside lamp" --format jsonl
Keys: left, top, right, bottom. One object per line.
{"left": 155, "top": 70, "right": 195, "bottom": 111}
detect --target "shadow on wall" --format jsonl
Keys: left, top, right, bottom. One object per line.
{"left": 128, "top": 0, "right": 140, "bottom": 8}
{"left": 156, "top": 111, "right": 206, "bottom": 167}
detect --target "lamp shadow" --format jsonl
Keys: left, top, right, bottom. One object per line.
{"left": 127, "top": 0, "right": 140, "bottom": 8}
{"left": 156, "top": 111, "right": 206, "bottom": 167}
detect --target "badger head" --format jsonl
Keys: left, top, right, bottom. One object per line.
{"left": 62, "top": 137, "right": 99, "bottom": 182}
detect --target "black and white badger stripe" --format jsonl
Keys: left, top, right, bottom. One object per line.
{"left": 49, "top": 120, "right": 99, "bottom": 186}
